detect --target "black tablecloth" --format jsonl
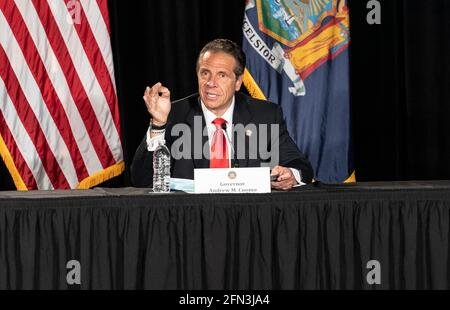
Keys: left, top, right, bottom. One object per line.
{"left": 1, "top": 181, "right": 450, "bottom": 289}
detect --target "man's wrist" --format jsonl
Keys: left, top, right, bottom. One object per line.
{"left": 147, "top": 128, "right": 166, "bottom": 151}
{"left": 150, "top": 118, "right": 167, "bottom": 129}
{"left": 150, "top": 129, "right": 165, "bottom": 138}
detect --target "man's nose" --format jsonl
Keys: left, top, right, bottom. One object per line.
{"left": 206, "top": 76, "right": 217, "bottom": 87}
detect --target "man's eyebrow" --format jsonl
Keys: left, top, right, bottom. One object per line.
{"left": 198, "top": 68, "right": 232, "bottom": 76}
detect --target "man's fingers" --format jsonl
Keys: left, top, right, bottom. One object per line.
{"left": 142, "top": 83, "right": 171, "bottom": 123}
{"left": 159, "top": 86, "right": 170, "bottom": 98}
{"left": 277, "top": 171, "right": 292, "bottom": 181}
{"left": 271, "top": 179, "right": 294, "bottom": 191}
{"left": 143, "top": 83, "right": 160, "bottom": 107}
{"left": 271, "top": 184, "right": 291, "bottom": 191}
{"left": 271, "top": 166, "right": 291, "bottom": 181}
{"left": 147, "top": 82, "right": 162, "bottom": 98}
{"left": 271, "top": 166, "right": 282, "bottom": 180}
{"left": 272, "top": 179, "right": 290, "bottom": 188}
{"left": 150, "top": 82, "right": 161, "bottom": 90}
{"left": 144, "top": 86, "right": 151, "bottom": 97}
{"left": 143, "top": 87, "right": 150, "bottom": 102}
{"left": 143, "top": 85, "right": 156, "bottom": 104}
{"left": 271, "top": 166, "right": 282, "bottom": 174}
{"left": 271, "top": 166, "right": 295, "bottom": 190}
{"left": 148, "top": 83, "right": 172, "bottom": 104}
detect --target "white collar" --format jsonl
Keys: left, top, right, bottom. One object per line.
{"left": 200, "top": 96, "right": 235, "bottom": 127}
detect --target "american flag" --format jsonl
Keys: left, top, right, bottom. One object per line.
{"left": 0, "top": 0, "right": 123, "bottom": 190}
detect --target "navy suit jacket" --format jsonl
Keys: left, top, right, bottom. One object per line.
{"left": 131, "top": 92, "right": 313, "bottom": 187}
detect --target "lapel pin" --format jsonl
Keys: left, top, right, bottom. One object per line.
{"left": 245, "top": 129, "right": 252, "bottom": 137}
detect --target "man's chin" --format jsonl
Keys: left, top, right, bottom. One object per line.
{"left": 201, "top": 98, "right": 220, "bottom": 108}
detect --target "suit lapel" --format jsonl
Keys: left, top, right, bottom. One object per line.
{"left": 232, "top": 93, "right": 253, "bottom": 168}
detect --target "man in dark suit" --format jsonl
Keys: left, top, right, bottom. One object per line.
{"left": 131, "top": 39, "right": 313, "bottom": 190}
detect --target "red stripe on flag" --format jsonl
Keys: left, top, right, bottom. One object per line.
{"left": 96, "top": 0, "right": 111, "bottom": 36}
{"left": 64, "top": 0, "right": 121, "bottom": 137}
{"left": 31, "top": 0, "right": 117, "bottom": 169}
{"left": 0, "top": 112, "right": 38, "bottom": 190}
{"left": 1, "top": 1, "right": 89, "bottom": 182}
{"left": 0, "top": 46, "right": 70, "bottom": 189}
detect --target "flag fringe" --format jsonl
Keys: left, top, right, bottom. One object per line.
{"left": 0, "top": 134, "right": 28, "bottom": 190}
{"left": 1, "top": 132, "right": 124, "bottom": 190}
{"left": 344, "top": 171, "right": 356, "bottom": 183}
{"left": 76, "top": 161, "right": 125, "bottom": 189}
{"left": 243, "top": 68, "right": 266, "bottom": 100}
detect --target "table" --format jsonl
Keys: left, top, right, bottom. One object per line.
{"left": 1, "top": 181, "right": 450, "bottom": 289}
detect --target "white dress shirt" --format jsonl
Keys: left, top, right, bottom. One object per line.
{"left": 146, "top": 95, "right": 304, "bottom": 185}
{"left": 200, "top": 97, "right": 234, "bottom": 167}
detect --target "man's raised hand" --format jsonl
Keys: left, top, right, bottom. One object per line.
{"left": 143, "top": 82, "right": 171, "bottom": 126}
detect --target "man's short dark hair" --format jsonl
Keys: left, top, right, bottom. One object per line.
{"left": 196, "top": 39, "right": 246, "bottom": 77}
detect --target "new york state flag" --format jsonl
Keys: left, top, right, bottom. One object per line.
{"left": 242, "top": 0, "right": 354, "bottom": 183}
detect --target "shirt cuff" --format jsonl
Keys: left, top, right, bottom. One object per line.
{"left": 289, "top": 168, "right": 305, "bottom": 187}
{"left": 146, "top": 127, "right": 165, "bottom": 151}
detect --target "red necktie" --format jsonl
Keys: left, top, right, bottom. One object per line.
{"left": 210, "top": 118, "right": 229, "bottom": 168}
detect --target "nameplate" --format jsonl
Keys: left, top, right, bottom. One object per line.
{"left": 194, "top": 167, "right": 270, "bottom": 194}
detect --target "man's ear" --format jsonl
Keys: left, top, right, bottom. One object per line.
{"left": 235, "top": 74, "right": 244, "bottom": 91}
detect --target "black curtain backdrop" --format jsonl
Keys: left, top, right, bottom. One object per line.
{"left": 0, "top": 0, "right": 449, "bottom": 190}
{"left": 350, "top": 0, "right": 450, "bottom": 181}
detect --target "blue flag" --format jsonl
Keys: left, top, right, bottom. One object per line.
{"left": 242, "top": 0, "right": 354, "bottom": 183}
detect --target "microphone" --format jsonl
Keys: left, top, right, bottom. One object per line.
{"left": 221, "top": 123, "right": 238, "bottom": 168}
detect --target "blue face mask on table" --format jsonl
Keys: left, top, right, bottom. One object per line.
{"left": 169, "top": 178, "right": 194, "bottom": 193}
